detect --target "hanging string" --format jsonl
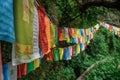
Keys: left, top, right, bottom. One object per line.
{"left": 35, "top": 0, "right": 40, "bottom": 7}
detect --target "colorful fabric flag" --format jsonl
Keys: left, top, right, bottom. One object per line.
{"left": 94, "top": 24, "right": 100, "bottom": 32}
{"left": 37, "top": 4, "right": 51, "bottom": 54}
{"left": 112, "top": 26, "right": 116, "bottom": 34}
{"left": 72, "top": 46, "right": 75, "bottom": 56}
{"left": 64, "top": 27, "right": 69, "bottom": 39}
{"left": 73, "top": 38, "right": 77, "bottom": 43}
{"left": 90, "top": 33, "right": 94, "bottom": 40}
{"left": 54, "top": 48, "right": 59, "bottom": 61}
{"left": 61, "top": 27, "right": 66, "bottom": 40}
{"left": 8, "top": 62, "right": 17, "bottom": 80}
{"left": 17, "top": 65, "right": 21, "bottom": 78}
{"left": 58, "top": 27, "right": 63, "bottom": 41}
{"left": 80, "top": 29, "right": 85, "bottom": 36}
{"left": 13, "top": 0, "right": 35, "bottom": 65}
{"left": 46, "top": 49, "right": 54, "bottom": 61}
{"left": 50, "top": 23, "right": 56, "bottom": 48}
{"left": 59, "top": 48, "right": 64, "bottom": 60}
{"left": 17, "top": 63, "right": 26, "bottom": 78}
{"left": 75, "top": 44, "right": 80, "bottom": 56}
{"left": 34, "top": 59, "right": 40, "bottom": 70}
{"left": 33, "top": 5, "right": 40, "bottom": 62}
{"left": 0, "top": 44, "right": 3, "bottom": 80}
{"left": 1, "top": 41, "right": 12, "bottom": 64}
{"left": 68, "top": 28, "right": 75, "bottom": 38}
{"left": 109, "top": 25, "right": 113, "bottom": 31}
{"left": 0, "top": 0, "right": 15, "bottom": 43}
{"left": 3, "top": 64, "right": 9, "bottom": 80}
{"left": 77, "top": 44, "right": 80, "bottom": 54}
{"left": 55, "top": 27, "right": 58, "bottom": 45}
{"left": 80, "top": 43, "right": 85, "bottom": 51}
{"left": 63, "top": 48, "right": 69, "bottom": 60}
{"left": 27, "top": 61, "right": 34, "bottom": 74}
{"left": 78, "top": 37, "right": 81, "bottom": 44}
{"left": 84, "top": 29, "right": 89, "bottom": 35}
{"left": 68, "top": 46, "right": 72, "bottom": 60}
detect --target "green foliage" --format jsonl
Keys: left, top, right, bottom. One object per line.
{"left": 86, "top": 53, "right": 120, "bottom": 80}
{"left": 39, "top": 0, "right": 120, "bottom": 28}
{"left": 19, "top": 27, "right": 120, "bottom": 80}
{"left": 84, "top": 27, "right": 120, "bottom": 80}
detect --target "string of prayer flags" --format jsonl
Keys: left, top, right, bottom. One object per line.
{"left": 101, "top": 22, "right": 120, "bottom": 37}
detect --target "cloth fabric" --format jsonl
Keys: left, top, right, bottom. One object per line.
{"left": 0, "top": 0, "right": 15, "bottom": 43}
{"left": 91, "top": 27, "right": 94, "bottom": 33}
{"left": 80, "top": 43, "right": 85, "bottom": 51}
{"left": 75, "top": 29, "right": 80, "bottom": 38}
{"left": 50, "top": 23, "right": 56, "bottom": 48}
{"left": 103, "top": 23, "right": 109, "bottom": 29}
{"left": 37, "top": 4, "right": 51, "bottom": 54}
{"left": 73, "top": 38, "right": 77, "bottom": 43}
{"left": 112, "top": 26, "right": 116, "bottom": 34}
{"left": 34, "top": 59, "right": 39, "bottom": 70}
{"left": 33, "top": 6, "right": 40, "bottom": 61}
{"left": 58, "top": 27, "right": 63, "bottom": 41}
{"left": 8, "top": 62, "right": 17, "bottom": 80}
{"left": 17, "top": 63, "right": 26, "bottom": 78}
{"left": 72, "top": 46, "right": 75, "bottom": 56}
{"left": 63, "top": 48, "right": 69, "bottom": 60}
{"left": 68, "top": 28, "right": 72, "bottom": 37}
{"left": 0, "top": 44, "right": 3, "bottom": 80}
{"left": 70, "top": 38, "right": 72, "bottom": 43}
{"left": 78, "top": 38, "right": 81, "bottom": 44}
{"left": 80, "top": 29, "right": 85, "bottom": 36}
{"left": 59, "top": 48, "right": 64, "bottom": 60}
{"left": 12, "top": 0, "right": 35, "bottom": 65}
{"left": 76, "top": 44, "right": 80, "bottom": 55}
{"left": 53, "top": 48, "right": 59, "bottom": 61}
{"left": 84, "top": 36, "right": 87, "bottom": 44}
{"left": 90, "top": 33, "right": 94, "bottom": 40}
{"left": 3, "top": 64, "right": 9, "bottom": 80}
{"left": 82, "top": 36, "right": 86, "bottom": 44}
{"left": 87, "top": 35, "right": 90, "bottom": 42}
{"left": 94, "top": 24, "right": 100, "bottom": 32}
{"left": 75, "top": 38, "right": 78, "bottom": 44}
{"left": 46, "top": 49, "right": 54, "bottom": 61}
{"left": 55, "top": 27, "right": 58, "bottom": 45}
{"left": 84, "top": 29, "right": 89, "bottom": 35}
{"left": 68, "top": 28, "right": 75, "bottom": 38}
{"left": 64, "top": 27, "right": 69, "bottom": 39}
{"left": 62, "top": 27, "right": 66, "bottom": 40}
{"left": 64, "top": 28, "right": 70, "bottom": 43}
{"left": 1, "top": 41, "right": 12, "bottom": 64}
{"left": 109, "top": 25, "right": 113, "bottom": 31}
{"left": 27, "top": 61, "right": 34, "bottom": 74}
{"left": 17, "top": 65, "right": 21, "bottom": 78}
{"left": 80, "top": 37, "right": 83, "bottom": 43}
{"left": 68, "top": 46, "right": 72, "bottom": 60}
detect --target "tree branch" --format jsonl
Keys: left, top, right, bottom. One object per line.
{"left": 79, "top": 0, "right": 120, "bottom": 12}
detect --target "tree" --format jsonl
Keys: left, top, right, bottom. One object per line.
{"left": 38, "top": 0, "right": 120, "bottom": 28}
